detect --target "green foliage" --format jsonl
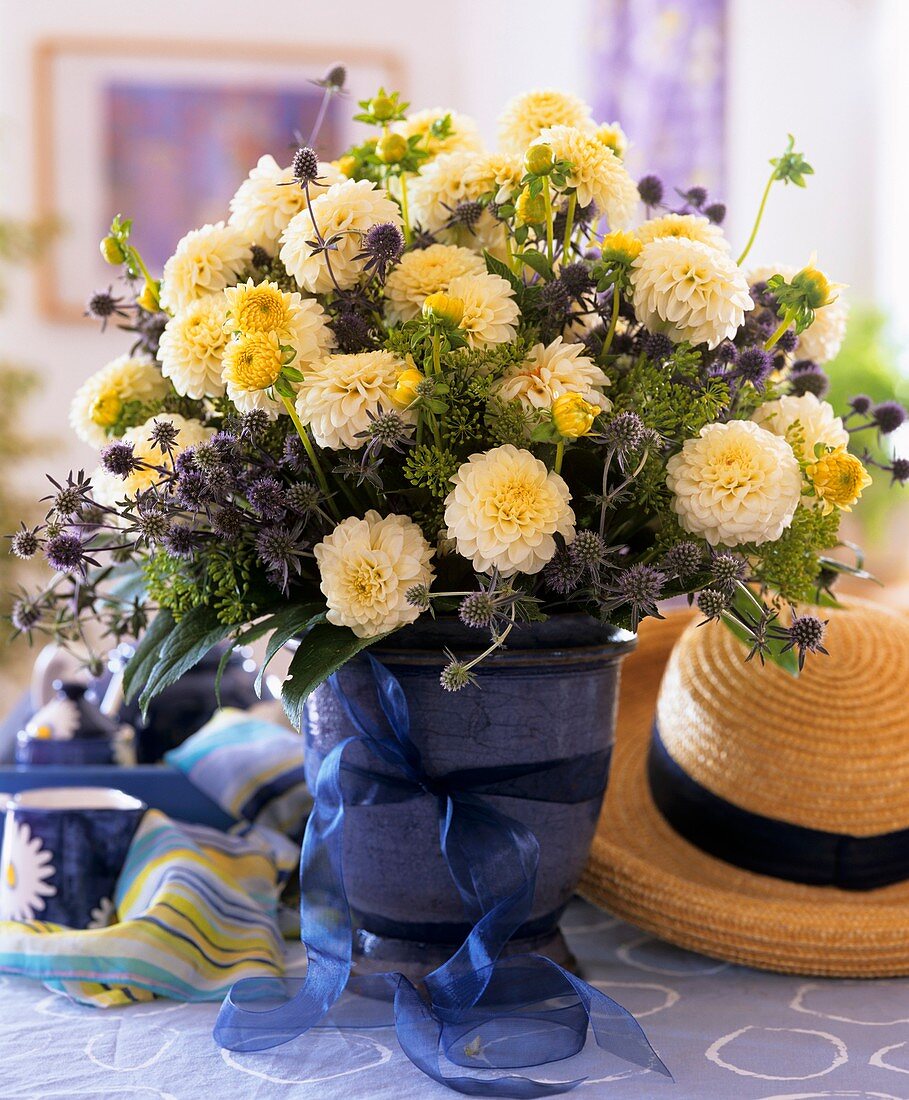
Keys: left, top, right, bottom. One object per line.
{"left": 610, "top": 348, "right": 729, "bottom": 439}
{"left": 771, "top": 134, "right": 814, "bottom": 188}
{"left": 144, "top": 540, "right": 262, "bottom": 626}
{"left": 751, "top": 505, "right": 841, "bottom": 603}
{"left": 403, "top": 444, "right": 460, "bottom": 498}
{"left": 281, "top": 623, "right": 383, "bottom": 728}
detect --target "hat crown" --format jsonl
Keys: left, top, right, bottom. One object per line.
{"left": 655, "top": 599, "right": 909, "bottom": 837}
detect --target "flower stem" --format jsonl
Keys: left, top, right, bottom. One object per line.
{"left": 554, "top": 439, "right": 565, "bottom": 474}
{"left": 431, "top": 328, "right": 441, "bottom": 375}
{"left": 399, "top": 173, "right": 412, "bottom": 246}
{"left": 763, "top": 309, "right": 794, "bottom": 351}
{"left": 561, "top": 192, "right": 577, "bottom": 260}
{"left": 599, "top": 285, "right": 622, "bottom": 360}
{"left": 736, "top": 171, "right": 775, "bottom": 267}
{"left": 543, "top": 181, "right": 555, "bottom": 265}
{"left": 280, "top": 394, "right": 342, "bottom": 521}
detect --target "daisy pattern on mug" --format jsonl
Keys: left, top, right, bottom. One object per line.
{"left": 0, "top": 819, "right": 57, "bottom": 921}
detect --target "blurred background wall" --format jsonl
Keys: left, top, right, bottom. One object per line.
{"left": 0, "top": 0, "right": 905, "bottom": 582}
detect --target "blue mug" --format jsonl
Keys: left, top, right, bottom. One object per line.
{"left": 0, "top": 788, "right": 146, "bottom": 928}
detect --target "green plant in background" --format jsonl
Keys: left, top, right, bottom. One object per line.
{"left": 826, "top": 308, "right": 909, "bottom": 542}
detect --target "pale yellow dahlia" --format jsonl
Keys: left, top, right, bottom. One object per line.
{"left": 594, "top": 121, "right": 629, "bottom": 159}
{"left": 279, "top": 179, "right": 402, "bottom": 294}
{"left": 315, "top": 510, "right": 435, "bottom": 638}
{"left": 493, "top": 337, "right": 610, "bottom": 412}
{"left": 70, "top": 355, "right": 169, "bottom": 447}
{"left": 222, "top": 331, "right": 286, "bottom": 417}
{"left": 666, "top": 420, "right": 802, "bottom": 546}
{"left": 295, "top": 350, "right": 416, "bottom": 450}
{"left": 533, "top": 125, "right": 639, "bottom": 228}
{"left": 444, "top": 444, "right": 575, "bottom": 576}
{"left": 747, "top": 263, "right": 848, "bottom": 363}
{"left": 463, "top": 152, "right": 524, "bottom": 205}
{"left": 635, "top": 213, "right": 729, "bottom": 252}
{"left": 384, "top": 244, "right": 486, "bottom": 324}
{"left": 159, "top": 222, "right": 251, "bottom": 314}
{"left": 228, "top": 153, "right": 342, "bottom": 251}
{"left": 497, "top": 89, "right": 595, "bottom": 155}
{"left": 391, "top": 108, "right": 484, "bottom": 158}
{"left": 446, "top": 272, "right": 520, "bottom": 349}
{"left": 631, "top": 237, "right": 753, "bottom": 349}
{"left": 751, "top": 392, "right": 849, "bottom": 462}
{"left": 93, "top": 414, "right": 214, "bottom": 502}
{"left": 158, "top": 294, "right": 230, "bottom": 399}
{"left": 406, "top": 152, "right": 505, "bottom": 254}
{"left": 222, "top": 279, "right": 332, "bottom": 365}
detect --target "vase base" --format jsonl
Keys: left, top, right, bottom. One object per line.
{"left": 351, "top": 925, "right": 580, "bottom": 981}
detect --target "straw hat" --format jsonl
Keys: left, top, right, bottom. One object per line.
{"left": 580, "top": 598, "right": 909, "bottom": 977}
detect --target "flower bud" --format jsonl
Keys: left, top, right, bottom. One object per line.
{"left": 391, "top": 366, "right": 424, "bottom": 408}
{"left": 601, "top": 230, "right": 642, "bottom": 265}
{"left": 136, "top": 281, "right": 160, "bottom": 312}
{"left": 369, "top": 94, "right": 396, "bottom": 121}
{"left": 422, "top": 292, "right": 464, "bottom": 327}
{"left": 524, "top": 142, "right": 554, "bottom": 176}
{"left": 515, "top": 187, "right": 546, "bottom": 225}
{"left": 551, "top": 392, "right": 601, "bottom": 439}
{"left": 595, "top": 122, "right": 628, "bottom": 159}
{"left": 791, "top": 264, "right": 836, "bottom": 309}
{"left": 377, "top": 132, "right": 408, "bottom": 164}
{"left": 100, "top": 236, "right": 126, "bottom": 265}
{"left": 336, "top": 154, "right": 358, "bottom": 178}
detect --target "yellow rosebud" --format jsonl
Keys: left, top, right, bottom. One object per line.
{"left": 515, "top": 187, "right": 546, "bottom": 225}
{"left": 90, "top": 391, "right": 122, "bottom": 429}
{"left": 100, "top": 236, "right": 126, "bottom": 265}
{"left": 136, "top": 281, "right": 160, "bottom": 312}
{"left": 377, "top": 132, "right": 408, "bottom": 164}
{"left": 792, "top": 263, "right": 837, "bottom": 309}
{"left": 369, "top": 94, "right": 396, "bottom": 122}
{"left": 524, "top": 142, "right": 554, "bottom": 176}
{"left": 391, "top": 366, "right": 424, "bottom": 408}
{"left": 551, "top": 393, "right": 601, "bottom": 439}
{"left": 806, "top": 447, "right": 872, "bottom": 515}
{"left": 336, "top": 154, "right": 358, "bottom": 178}
{"left": 601, "top": 230, "right": 642, "bottom": 265}
{"left": 422, "top": 292, "right": 464, "bottom": 327}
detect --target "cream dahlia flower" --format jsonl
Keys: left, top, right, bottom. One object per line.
{"left": 407, "top": 152, "right": 505, "bottom": 254}
{"left": 70, "top": 355, "right": 169, "bottom": 447}
{"left": 158, "top": 295, "right": 230, "bottom": 399}
{"left": 631, "top": 237, "right": 753, "bottom": 349}
{"left": 391, "top": 108, "right": 484, "bottom": 158}
{"left": 635, "top": 213, "right": 729, "bottom": 252}
{"left": 295, "top": 350, "right": 415, "bottom": 450}
{"left": 493, "top": 337, "right": 611, "bottom": 413}
{"left": 497, "top": 89, "right": 595, "bottom": 155}
{"left": 93, "top": 414, "right": 214, "bottom": 503}
{"left": 222, "top": 278, "right": 331, "bottom": 364}
{"left": 751, "top": 392, "right": 848, "bottom": 462}
{"left": 747, "top": 264, "right": 848, "bottom": 363}
{"left": 595, "top": 121, "right": 628, "bottom": 159}
{"left": 463, "top": 152, "right": 524, "bottom": 205}
{"left": 444, "top": 444, "right": 575, "bottom": 576}
{"left": 279, "top": 179, "right": 402, "bottom": 294}
{"left": 384, "top": 244, "right": 486, "bottom": 324}
{"left": 315, "top": 510, "right": 435, "bottom": 638}
{"left": 447, "top": 272, "right": 520, "bottom": 349}
{"left": 160, "top": 223, "right": 251, "bottom": 314}
{"left": 533, "top": 125, "right": 639, "bottom": 228}
{"left": 228, "top": 154, "right": 342, "bottom": 251}
{"left": 666, "top": 420, "right": 802, "bottom": 546}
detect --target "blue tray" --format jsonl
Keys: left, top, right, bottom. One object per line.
{"left": 0, "top": 765, "right": 235, "bottom": 829}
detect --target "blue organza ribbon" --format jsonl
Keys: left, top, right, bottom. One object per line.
{"left": 215, "top": 655, "right": 671, "bottom": 1096}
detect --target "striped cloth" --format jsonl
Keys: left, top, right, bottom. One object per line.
{"left": 0, "top": 709, "right": 309, "bottom": 1007}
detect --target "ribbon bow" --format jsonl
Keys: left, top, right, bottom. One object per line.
{"left": 215, "top": 655, "right": 670, "bottom": 1096}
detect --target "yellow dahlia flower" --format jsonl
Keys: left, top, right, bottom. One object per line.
{"left": 595, "top": 122, "right": 628, "bottom": 159}
{"left": 391, "top": 108, "right": 484, "bottom": 158}
{"left": 631, "top": 237, "right": 753, "bottom": 349}
{"left": 158, "top": 295, "right": 230, "bottom": 399}
{"left": 601, "top": 230, "right": 643, "bottom": 265}
{"left": 222, "top": 278, "right": 331, "bottom": 363}
{"left": 493, "top": 337, "right": 610, "bottom": 413}
{"left": 159, "top": 223, "right": 251, "bottom": 314}
{"left": 666, "top": 420, "right": 802, "bottom": 546}
{"left": 295, "top": 350, "right": 416, "bottom": 450}
{"left": 551, "top": 393, "right": 601, "bottom": 439}
{"left": 228, "top": 153, "right": 342, "bottom": 251}
{"left": 533, "top": 125, "right": 639, "bottom": 228}
{"left": 446, "top": 272, "right": 520, "bottom": 349}
{"left": 751, "top": 393, "right": 848, "bottom": 462}
{"left": 497, "top": 89, "right": 595, "bottom": 156}
{"left": 314, "top": 510, "right": 435, "bottom": 638}
{"left": 384, "top": 244, "right": 486, "bottom": 324}
{"left": 70, "top": 356, "right": 169, "bottom": 447}
{"left": 407, "top": 152, "right": 505, "bottom": 255}
{"left": 93, "top": 414, "right": 214, "bottom": 502}
{"left": 747, "top": 264, "right": 848, "bottom": 363}
{"left": 464, "top": 152, "right": 524, "bottom": 205}
{"left": 279, "top": 179, "right": 402, "bottom": 294}
{"left": 635, "top": 213, "right": 729, "bottom": 252}
{"left": 221, "top": 332, "right": 287, "bottom": 416}
{"left": 807, "top": 447, "right": 872, "bottom": 515}
{"left": 422, "top": 292, "right": 464, "bottom": 327}
{"left": 444, "top": 444, "right": 576, "bottom": 576}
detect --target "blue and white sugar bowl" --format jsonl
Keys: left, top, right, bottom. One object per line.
{"left": 16, "top": 681, "right": 136, "bottom": 767}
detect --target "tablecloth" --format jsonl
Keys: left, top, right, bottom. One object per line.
{"left": 1, "top": 897, "right": 906, "bottom": 1099}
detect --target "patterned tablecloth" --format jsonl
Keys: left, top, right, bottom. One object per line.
{"left": 1, "top": 898, "right": 906, "bottom": 1100}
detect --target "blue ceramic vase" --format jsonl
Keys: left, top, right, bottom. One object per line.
{"left": 302, "top": 614, "right": 635, "bottom": 973}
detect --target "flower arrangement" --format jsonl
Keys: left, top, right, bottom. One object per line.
{"left": 9, "top": 72, "right": 907, "bottom": 718}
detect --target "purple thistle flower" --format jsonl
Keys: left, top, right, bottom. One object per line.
{"left": 697, "top": 588, "right": 729, "bottom": 620}
{"left": 559, "top": 262, "right": 594, "bottom": 299}
{"left": 782, "top": 614, "right": 828, "bottom": 670}
{"left": 255, "top": 523, "right": 308, "bottom": 592}
{"left": 246, "top": 476, "right": 287, "bottom": 521}
{"left": 9, "top": 525, "right": 40, "bottom": 559}
{"left": 540, "top": 278, "right": 571, "bottom": 320}
{"left": 637, "top": 174, "right": 664, "bottom": 206}
{"left": 358, "top": 222, "right": 405, "bottom": 282}
{"left": 250, "top": 244, "right": 271, "bottom": 269}
{"left": 291, "top": 146, "right": 320, "bottom": 184}
{"left": 100, "top": 440, "right": 140, "bottom": 478}
{"left": 212, "top": 506, "right": 246, "bottom": 541}
{"left": 176, "top": 470, "right": 209, "bottom": 511}
{"left": 11, "top": 596, "right": 41, "bottom": 632}
{"left": 710, "top": 551, "right": 747, "bottom": 592}
{"left": 444, "top": 200, "right": 484, "bottom": 233}
{"left": 849, "top": 394, "right": 873, "bottom": 416}
{"left": 85, "top": 286, "right": 131, "bottom": 331}
{"left": 873, "top": 401, "right": 907, "bottom": 435}
{"left": 640, "top": 331, "right": 673, "bottom": 362}
{"left": 330, "top": 308, "right": 376, "bottom": 353}
{"left": 147, "top": 418, "right": 180, "bottom": 453}
{"left": 703, "top": 202, "right": 726, "bottom": 225}
{"left": 662, "top": 540, "right": 704, "bottom": 579}
{"left": 602, "top": 564, "right": 666, "bottom": 630}
{"left": 889, "top": 457, "right": 909, "bottom": 485}
{"left": 569, "top": 530, "right": 610, "bottom": 578}
{"left": 163, "top": 524, "right": 198, "bottom": 560}
{"left": 714, "top": 341, "right": 739, "bottom": 366}
{"left": 789, "top": 364, "right": 829, "bottom": 399}
{"left": 45, "top": 532, "right": 89, "bottom": 574}
{"left": 680, "top": 185, "right": 707, "bottom": 208}
{"left": 776, "top": 328, "right": 798, "bottom": 354}
{"left": 286, "top": 481, "right": 325, "bottom": 520}
{"left": 604, "top": 411, "right": 645, "bottom": 455}
{"left": 459, "top": 592, "right": 496, "bottom": 630}
{"left": 543, "top": 548, "right": 582, "bottom": 596}
{"left": 736, "top": 347, "right": 774, "bottom": 390}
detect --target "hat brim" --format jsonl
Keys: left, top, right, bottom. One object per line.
{"left": 579, "top": 610, "right": 909, "bottom": 977}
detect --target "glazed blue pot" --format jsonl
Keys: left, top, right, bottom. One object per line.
{"left": 302, "top": 614, "right": 635, "bottom": 972}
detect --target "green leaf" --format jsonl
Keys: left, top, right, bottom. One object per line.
{"left": 517, "top": 250, "right": 554, "bottom": 280}
{"left": 483, "top": 251, "right": 523, "bottom": 296}
{"left": 255, "top": 602, "right": 326, "bottom": 696}
{"left": 723, "top": 586, "right": 800, "bottom": 677}
{"left": 213, "top": 614, "right": 281, "bottom": 706}
{"left": 280, "top": 623, "right": 386, "bottom": 730}
{"left": 122, "top": 609, "right": 175, "bottom": 704}
{"left": 138, "top": 606, "right": 232, "bottom": 716}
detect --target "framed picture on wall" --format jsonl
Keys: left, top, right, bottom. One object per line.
{"left": 33, "top": 36, "right": 406, "bottom": 323}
